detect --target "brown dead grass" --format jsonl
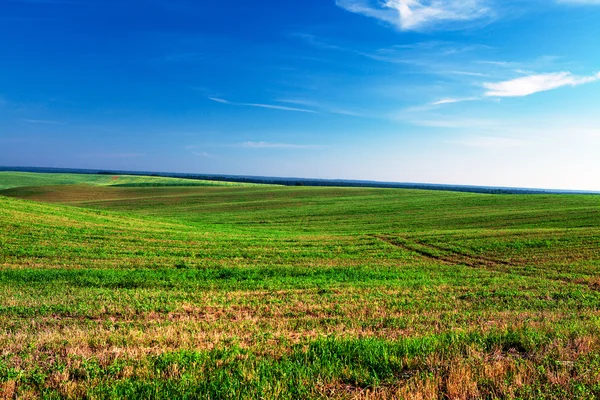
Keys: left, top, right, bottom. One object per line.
{"left": 316, "top": 340, "right": 597, "bottom": 400}
{"left": 0, "top": 381, "right": 16, "bottom": 400}
{"left": 3, "top": 331, "right": 600, "bottom": 399}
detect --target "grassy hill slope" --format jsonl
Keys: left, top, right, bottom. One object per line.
{"left": 0, "top": 171, "right": 258, "bottom": 190}
{"left": 1, "top": 176, "right": 600, "bottom": 398}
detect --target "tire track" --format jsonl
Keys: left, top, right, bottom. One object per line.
{"left": 372, "top": 234, "right": 600, "bottom": 291}
{"left": 372, "top": 234, "right": 512, "bottom": 270}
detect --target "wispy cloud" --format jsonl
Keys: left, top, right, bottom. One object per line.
{"left": 402, "top": 96, "right": 482, "bottom": 113}
{"left": 335, "top": 0, "right": 493, "bottom": 31}
{"left": 445, "top": 70, "right": 490, "bottom": 78}
{"left": 192, "top": 151, "right": 214, "bottom": 158}
{"left": 238, "top": 141, "right": 321, "bottom": 149}
{"left": 208, "top": 97, "right": 318, "bottom": 113}
{"left": 208, "top": 97, "right": 229, "bottom": 104}
{"left": 295, "top": 35, "right": 495, "bottom": 82}
{"left": 431, "top": 97, "right": 480, "bottom": 105}
{"left": 276, "top": 98, "right": 366, "bottom": 117}
{"left": 364, "top": 41, "right": 490, "bottom": 66}
{"left": 483, "top": 72, "right": 600, "bottom": 97}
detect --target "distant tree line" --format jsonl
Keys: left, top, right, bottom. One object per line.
{"left": 0, "top": 166, "right": 595, "bottom": 195}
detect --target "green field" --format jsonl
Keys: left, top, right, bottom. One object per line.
{"left": 0, "top": 172, "right": 257, "bottom": 190}
{"left": 1, "top": 172, "right": 600, "bottom": 399}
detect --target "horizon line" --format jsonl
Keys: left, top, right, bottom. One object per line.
{"left": 1, "top": 165, "right": 599, "bottom": 195}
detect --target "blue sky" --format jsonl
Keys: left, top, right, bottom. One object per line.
{"left": 1, "top": 0, "right": 600, "bottom": 190}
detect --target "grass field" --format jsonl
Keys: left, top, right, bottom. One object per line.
{"left": 0, "top": 172, "right": 257, "bottom": 190}
{"left": 1, "top": 172, "right": 600, "bottom": 399}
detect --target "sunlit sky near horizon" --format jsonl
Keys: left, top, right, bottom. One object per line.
{"left": 1, "top": 0, "right": 600, "bottom": 190}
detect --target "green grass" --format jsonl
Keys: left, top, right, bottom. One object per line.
{"left": 0, "top": 171, "right": 258, "bottom": 190}
{"left": 1, "top": 173, "right": 600, "bottom": 398}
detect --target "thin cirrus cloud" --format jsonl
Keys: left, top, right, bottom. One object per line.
{"left": 276, "top": 98, "right": 366, "bottom": 117}
{"left": 335, "top": 0, "right": 492, "bottom": 31}
{"left": 402, "top": 97, "right": 481, "bottom": 114}
{"left": 431, "top": 97, "right": 480, "bottom": 105}
{"left": 427, "top": 71, "right": 600, "bottom": 108}
{"left": 208, "top": 97, "right": 318, "bottom": 114}
{"left": 483, "top": 72, "right": 600, "bottom": 97}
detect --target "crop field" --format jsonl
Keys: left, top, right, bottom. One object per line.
{"left": 1, "top": 172, "right": 600, "bottom": 399}
{"left": 0, "top": 172, "right": 257, "bottom": 191}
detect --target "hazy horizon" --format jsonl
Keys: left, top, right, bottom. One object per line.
{"left": 4, "top": 165, "right": 600, "bottom": 193}
{"left": 2, "top": 0, "right": 600, "bottom": 191}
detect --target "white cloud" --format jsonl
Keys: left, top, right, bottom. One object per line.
{"left": 244, "top": 103, "right": 318, "bottom": 113}
{"left": 483, "top": 72, "right": 600, "bottom": 97}
{"left": 400, "top": 97, "right": 481, "bottom": 114}
{"left": 445, "top": 70, "right": 490, "bottom": 77}
{"left": 335, "top": 0, "right": 492, "bottom": 31}
{"left": 208, "top": 97, "right": 229, "bottom": 104}
{"left": 277, "top": 98, "right": 366, "bottom": 117}
{"left": 431, "top": 97, "right": 480, "bottom": 105}
{"left": 208, "top": 97, "right": 318, "bottom": 114}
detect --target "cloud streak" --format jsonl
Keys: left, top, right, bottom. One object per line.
{"left": 431, "top": 97, "right": 480, "bottom": 105}
{"left": 277, "top": 98, "right": 366, "bottom": 117}
{"left": 484, "top": 72, "right": 600, "bottom": 97}
{"left": 335, "top": 0, "right": 492, "bottom": 31}
{"left": 208, "top": 97, "right": 318, "bottom": 113}
{"left": 295, "top": 34, "right": 497, "bottom": 83}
